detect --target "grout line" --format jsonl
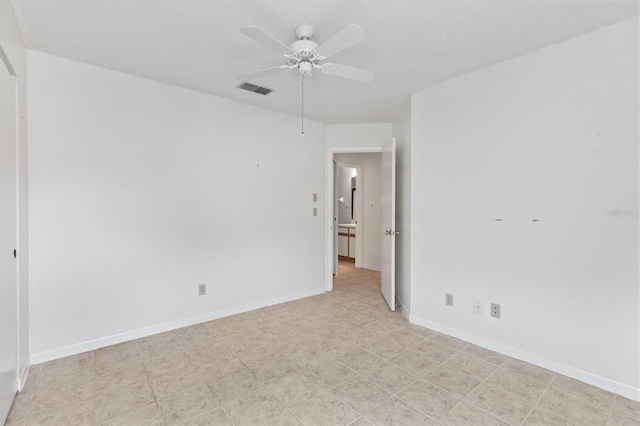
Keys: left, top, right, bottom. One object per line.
{"left": 519, "top": 375, "right": 557, "bottom": 426}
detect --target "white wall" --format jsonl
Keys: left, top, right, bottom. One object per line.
{"left": 326, "top": 123, "right": 392, "bottom": 149}
{"left": 411, "top": 17, "right": 639, "bottom": 399}
{"left": 27, "top": 51, "right": 326, "bottom": 361}
{"left": 334, "top": 153, "right": 382, "bottom": 271}
{"left": 392, "top": 101, "right": 411, "bottom": 316}
{"left": 0, "top": 1, "right": 30, "bottom": 387}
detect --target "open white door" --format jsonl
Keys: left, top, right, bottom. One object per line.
{"left": 0, "top": 55, "right": 18, "bottom": 424}
{"left": 381, "top": 138, "right": 396, "bottom": 311}
{"left": 333, "top": 160, "right": 338, "bottom": 276}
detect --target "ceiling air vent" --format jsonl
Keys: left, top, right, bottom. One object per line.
{"left": 238, "top": 82, "right": 273, "bottom": 95}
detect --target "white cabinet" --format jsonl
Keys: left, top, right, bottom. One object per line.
{"left": 348, "top": 234, "right": 356, "bottom": 258}
{"left": 338, "top": 226, "right": 356, "bottom": 259}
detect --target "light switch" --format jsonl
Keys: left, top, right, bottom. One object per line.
{"left": 313, "top": 207, "right": 317, "bottom": 216}
{"left": 313, "top": 193, "right": 318, "bottom": 202}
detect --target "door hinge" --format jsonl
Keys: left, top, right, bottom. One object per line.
{"left": 13, "top": 249, "right": 16, "bottom": 258}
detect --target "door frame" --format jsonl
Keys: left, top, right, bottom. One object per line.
{"left": 325, "top": 146, "right": 382, "bottom": 291}
{"left": 0, "top": 44, "right": 20, "bottom": 422}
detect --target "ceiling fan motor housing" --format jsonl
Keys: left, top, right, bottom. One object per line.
{"left": 291, "top": 39, "right": 319, "bottom": 56}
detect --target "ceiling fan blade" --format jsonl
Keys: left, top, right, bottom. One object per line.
{"left": 240, "top": 26, "right": 292, "bottom": 55}
{"left": 315, "top": 24, "right": 366, "bottom": 59}
{"left": 236, "top": 65, "right": 289, "bottom": 81}
{"left": 322, "top": 63, "right": 375, "bottom": 83}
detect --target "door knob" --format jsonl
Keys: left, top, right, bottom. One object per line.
{"left": 394, "top": 231, "right": 400, "bottom": 236}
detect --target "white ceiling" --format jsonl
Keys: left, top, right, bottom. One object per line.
{"left": 11, "top": 0, "right": 639, "bottom": 124}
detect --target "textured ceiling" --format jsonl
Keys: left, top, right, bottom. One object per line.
{"left": 11, "top": 0, "right": 639, "bottom": 124}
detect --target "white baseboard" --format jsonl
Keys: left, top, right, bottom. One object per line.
{"left": 17, "top": 359, "right": 30, "bottom": 391}
{"left": 31, "top": 287, "right": 325, "bottom": 365}
{"left": 396, "top": 296, "right": 410, "bottom": 320}
{"left": 361, "top": 264, "right": 381, "bottom": 272}
{"left": 410, "top": 315, "right": 640, "bottom": 402}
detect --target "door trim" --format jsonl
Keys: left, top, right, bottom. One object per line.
{"left": 325, "top": 146, "right": 382, "bottom": 292}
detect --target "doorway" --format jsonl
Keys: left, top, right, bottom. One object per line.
{"left": 325, "top": 140, "right": 397, "bottom": 311}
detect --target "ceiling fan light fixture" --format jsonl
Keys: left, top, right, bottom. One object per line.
{"left": 298, "top": 61, "right": 312, "bottom": 76}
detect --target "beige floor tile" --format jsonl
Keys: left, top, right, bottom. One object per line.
{"left": 303, "top": 358, "right": 359, "bottom": 389}
{"left": 502, "top": 358, "right": 555, "bottom": 386}
{"left": 150, "top": 371, "right": 205, "bottom": 401}
{"left": 316, "top": 335, "right": 359, "bottom": 357}
{"left": 444, "top": 352, "right": 498, "bottom": 380}
{"left": 523, "top": 406, "right": 574, "bottom": 425}
{"left": 183, "top": 407, "right": 232, "bottom": 426}
{"left": 332, "top": 377, "right": 392, "bottom": 415}
{"left": 193, "top": 355, "right": 245, "bottom": 383}
{"left": 265, "top": 412, "right": 303, "bottom": 425}
{"left": 268, "top": 373, "right": 326, "bottom": 409}
{"left": 437, "top": 401, "right": 507, "bottom": 425}
{"left": 361, "top": 317, "right": 408, "bottom": 336}
{"left": 103, "top": 402, "right": 164, "bottom": 425}
{"left": 362, "top": 361, "right": 416, "bottom": 395}
{"left": 207, "top": 366, "right": 263, "bottom": 404}
{"left": 350, "top": 417, "right": 374, "bottom": 426}
{"left": 248, "top": 357, "right": 301, "bottom": 385}
{"left": 143, "top": 351, "right": 195, "bottom": 379}
{"left": 175, "top": 324, "right": 218, "bottom": 350}
{"left": 362, "top": 338, "right": 407, "bottom": 360}
{"left": 404, "top": 324, "right": 439, "bottom": 340}
{"left": 26, "top": 398, "right": 94, "bottom": 426}
{"left": 386, "top": 328, "right": 426, "bottom": 348}
{"left": 397, "top": 379, "right": 460, "bottom": 420}
{"left": 337, "top": 348, "right": 386, "bottom": 374}
{"left": 337, "top": 327, "right": 380, "bottom": 345}
{"left": 414, "top": 340, "right": 459, "bottom": 363}
{"left": 136, "top": 332, "right": 184, "bottom": 360}
{"left": 94, "top": 361, "right": 148, "bottom": 393}
{"left": 461, "top": 345, "right": 508, "bottom": 366}
{"left": 551, "top": 375, "right": 616, "bottom": 406}
{"left": 423, "top": 366, "right": 481, "bottom": 398}
{"left": 40, "top": 352, "right": 93, "bottom": 376}
{"left": 465, "top": 383, "right": 534, "bottom": 425}
{"left": 484, "top": 366, "right": 548, "bottom": 402}
{"left": 390, "top": 348, "right": 440, "bottom": 377}
{"left": 343, "top": 311, "right": 377, "bottom": 326}
{"left": 94, "top": 341, "right": 142, "bottom": 371}
{"left": 31, "top": 373, "right": 94, "bottom": 413}
{"left": 156, "top": 382, "right": 218, "bottom": 425}
{"left": 94, "top": 380, "right": 155, "bottom": 423}
{"left": 5, "top": 392, "right": 31, "bottom": 425}
{"left": 608, "top": 396, "right": 640, "bottom": 425}
{"left": 364, "top": 397, "right": 435, "bottom": 426}
{"left": 428, "top": 334, "right": 468, "bottom": 350}
{"left": 223, "top": 388, "right": 288, "bottom": 425}
{"left": 537, "top": 380, "right": 614, "bottom": 425}
{"left": 293, "top": 392, "right": 360, "bottom": 426}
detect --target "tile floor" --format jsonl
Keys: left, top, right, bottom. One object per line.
{"left": 6, "top": 260, "right": 640, "bottom": 425}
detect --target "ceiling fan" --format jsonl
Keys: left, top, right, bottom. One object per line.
{"left": 237, "top": 24, "right": 375, "bottom": 83}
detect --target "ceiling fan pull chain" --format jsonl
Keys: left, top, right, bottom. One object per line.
{"left": 301, "top": 75, "right": 305, "bottom": 136}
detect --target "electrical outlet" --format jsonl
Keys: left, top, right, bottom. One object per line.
{"left": 474, "top": 300, "right": 482, "bottom": 314}
{"left": 446, "top": 293, "right": 453, "bottom": 307}
{"left": 198, "top": 284, "right": 206, "bottom": 296}
{"left": 491, "top": 303, "right": 500, "bottom": 318}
